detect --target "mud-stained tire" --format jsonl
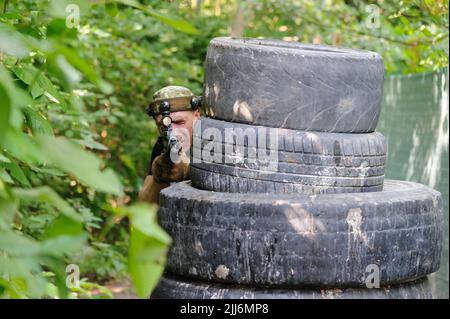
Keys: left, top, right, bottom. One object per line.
{"left": 159, "top": 181, "right": 443, "bottom": 287}
{"left": 190, "top": 166, "right": 384, "bottom": 194}
{"left": 191, "top": 118, "right": 386, "bottom": 194}
{"left": 203, "top": 37, "right": 384, "bottom": 133}
{"left": 151, "top": 275, "right": 433, "bottom": 299}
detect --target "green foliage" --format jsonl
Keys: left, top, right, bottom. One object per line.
{"left": 240, "top": 0, "right": 449, "bottom": 74}
{"left": 0, "top": 0, "right": 187, "bottom": 299}
{"left": 112, "top": 203, "right": 171, "bottom": 298}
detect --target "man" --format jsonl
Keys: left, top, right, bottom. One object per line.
{"left": 138, "top": 85, "right": 201, "bottom": 204}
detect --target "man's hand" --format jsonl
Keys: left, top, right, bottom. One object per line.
{"left": 151, "top": 150, "right": 190, "bottom": 185}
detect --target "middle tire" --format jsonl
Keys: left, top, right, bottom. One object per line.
{"left": 190, "top": 117, "right": 386, "bottom": 194}
{"left": 159, "top": 180, "right": 443, "bottom": 288}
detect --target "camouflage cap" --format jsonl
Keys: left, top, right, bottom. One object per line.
{"left": 147, "top": 85, "right": 195, "bottom": 116}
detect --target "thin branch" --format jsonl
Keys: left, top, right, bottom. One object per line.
{"left": 3, "top": 0, "right": 9, "bottom": 14}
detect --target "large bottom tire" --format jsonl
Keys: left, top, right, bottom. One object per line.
{"left": 151, "top": 275, "right": 433, "bottom": 299}
{"left": 159, "top": 181, "right": 443, "bottom": 287}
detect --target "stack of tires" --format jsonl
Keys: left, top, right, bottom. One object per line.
{"left": 152, "top": 38, "right": 443, "bottom": 299}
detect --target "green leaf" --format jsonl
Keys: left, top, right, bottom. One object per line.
{"left": 420, "top": 26, "right": 433, "bottom": 37}
{"left": 11, "top": 64, "right": 45, "bottom": 98}
{"left": 13, "top": 186, "right": 83, "bottom": 222}
{"left": 0, "top": 83, "right": 11, "bottom": 133}
{"left": 30, "top": 84, "right": 44, "bottom": 99}
{"left": 0, "top": 255, "right": 47, "bottom": 298}
{"left": 0, "top": 129, "right": 46, "bottom": 166}
{"left": 73, "top": 138, "right": 109, "bottom": 151}
{"left": 47, "top": 18, "right": 78, "bottom": 38}
{"left": 119, "top": 154, "right": 136, "bottom": 174}
{"left": 40, "top": 257, "right": 69, "bottom": 298}
{"left": 128, "top": 228, "right": 168, "bottom": 298}
{"left": 53, "top": 44, "right": 113, "bottom": 94}
{"left": 0, "top": 13, "right": 22, "bottom": 20}
{"left": 74, "top": 281, "right": 114, "bottom": 299}
{"left": 112, "top": 0, "right": 199, "bottom": 34}
{"left": 0, "top": 182, "right": 9, "bottom": 200}
{"left": 12, "top": 64, "right": 67, "bottom": 109}
{"left": 98, "top": 80, "right": 113, "bottom": 95}
{"left": 144, "top": 11, "right": 199, "bottom": 35}
{"left": 0, "top": 277, "right": 25, "bottom": 298}
{"left": 23, "top": 107, "right": 54, "bottom": 136}
{"left": 0, "top": 22, "right": 29, "bottom": 58}
{"left": 0, "top": 65, "right": 31, "bottom": 128}
{"left": 0, "top": 153, "right": 11, "bottom": 163}
{"left": 105, "top": 3, "right": 119, "bottom": 17}
{"left": 399, "top": 16, "right": 410, "bottom": 27}
{"left": 0, "top": 168, "right": 14, "bottom": 184}
{"left": 29, "top": 165, "right": 66, "bottom": 177}
{"left": 0, "top": 197, "right": 17, "bottom": 231}
{"left": 47, "top": 0, "right": 90, "bottom": 19}
{"left": 37, "top": 135, "right": 123, "bottom": 195}
{"left": 1, "top": 162, "right": 31, "bottom": 187}
{"left": 0, "top": 231, "right": 41, "bottom": 256}
{"left": 55, "top": 55, "right": 82, "bottom": 87}
{"left": 114, "top": 203, "right": 171, "bottom": 298}
{"left": 40, "top": 234, "right": 87, "bottom": 257}
{"left": 44, "top": 281, "right": 59, "bottom": 298}
{"left": 43, "top": 214, "right": 83, "bottom": 239}
{"left": 11, "top": 64, "right": 36, "bottom": 85}
{"left": 127, "top": 204, "right": 171, "bottom": 244}
{"left": 36, "top": 72, "right": 67, "bottom": 111}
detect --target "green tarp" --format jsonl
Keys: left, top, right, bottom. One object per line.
{"left": 378, "top": 68, "right": 449, "bottom": 299}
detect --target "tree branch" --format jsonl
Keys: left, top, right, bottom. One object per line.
{"left": 3, "top": 0, "right": 9, "bottom": 14}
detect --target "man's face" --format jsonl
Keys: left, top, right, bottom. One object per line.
{"left": 154, "top": 109, "right": 200, "bottom": 150}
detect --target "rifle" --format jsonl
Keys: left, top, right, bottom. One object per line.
{"left": 159, "top": 101, "right": 182, "bottom": 163}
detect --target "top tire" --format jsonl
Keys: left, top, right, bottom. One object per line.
{"left": 203, "top": 37, "right": 385, "bottom": 133}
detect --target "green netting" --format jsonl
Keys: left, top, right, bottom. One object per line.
{"left": 378, "top": 68, "right": 449, "bottom": 299}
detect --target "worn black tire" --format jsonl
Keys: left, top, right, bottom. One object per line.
{"left": 190, "top": 166, "right": 384, "bottom": 194}
{"left": 191, "top": 118, "right": 386, "bottom": 194}
{"left": 203, "top": 37, "right": 384, "bottom": 133}
{"left": 159, "top": 181, "right": 443, "bottom": 287}
{"left": 151, "top": 275, "right": 433, "bottom": 299}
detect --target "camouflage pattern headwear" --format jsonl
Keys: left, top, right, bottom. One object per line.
{"left": 147, "top": 85, "right": 196, "bottom": 117}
